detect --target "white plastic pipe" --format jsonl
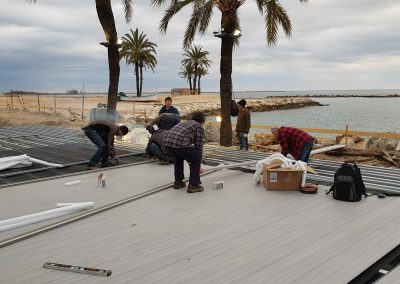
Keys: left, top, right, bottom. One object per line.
{"left": 28, "top": 157, "right": 63, "bottom": 168}
{"left": 0, "top": 155, "right": 64, "bottom": 171}
{"left": 202, "top": 160, "right": 258, "bottom": 172}
{"left": 0, "top": 202, "right": 94, "bottom": 232}
{"left": 0, "top": 155, "right": 29, "bottom": 163}
{"left": 56, "top": 202, "right": 94, "bottom": 208}
{"left": 64, "top": 180, "right": 82, "bottom": 187}
{"left": 0, "top": 161, "right": 26, "bottom": 171}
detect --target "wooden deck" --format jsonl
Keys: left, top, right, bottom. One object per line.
{"left": 1, "top": 163, "right": 400, "bottom": 283}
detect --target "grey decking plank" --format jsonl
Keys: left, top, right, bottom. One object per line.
{"left": 0, "top": 162, "right": 173, "bottom": 240}
{"left": 377, "top": 265, "right": 400, "bottom": 284}
{"left": 0, "top": 168, "right": 399, "bottom": 284}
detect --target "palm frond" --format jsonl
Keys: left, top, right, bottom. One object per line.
{"left": 264, "top": 0, "right": 292, "bottom": 46}
{"left": 159, "top": 0, "right": 193, "bottom": 34}
{"left": 122, "top": 0, "right": 133, "bottom": 23}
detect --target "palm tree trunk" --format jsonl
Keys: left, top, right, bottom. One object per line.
{"left": 106, "top": 45, "right": 120, "bottom": 118}
{"left": 188, "top": 76, "right": 193, "bottom": 92}
{"left": 135, "top": 64, "right": 140, "bottom": 97}
{"left": 219, "top": 14, "right": 235, "bottom": 146}
{"left": 193, "top": 65, "right": 198, "bottom": 95}
{"left": 95, "top": 0, "right": 119, "bottom": 120}
{"left": 198, "top": 76, "right": 202, "bottom": 95}
{"left": 139, "top": 66, "right": 143, "bottom": 96}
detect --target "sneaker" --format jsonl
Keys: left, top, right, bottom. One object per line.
{"left": 187, "top": 184, "right": 204, "bottom": 193}
{"left": 173, "top": 180, "right": 186, "bottom": 189}
{"left": 85, "top": 164, "right": 96, "bottom": 170}
{"left": 158, "top": 160, "right": 170, "bottom": 165}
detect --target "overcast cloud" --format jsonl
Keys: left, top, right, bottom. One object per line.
{"left": 0, "top": 0, "right": 399, "bottom": 93}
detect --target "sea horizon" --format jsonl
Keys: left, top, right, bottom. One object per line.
{"left": 2, "top": 88, "right": 400, "bottom": 97}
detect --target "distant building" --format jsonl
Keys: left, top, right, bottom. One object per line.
{"left": 170, "top": 88, "right": 191, "bottom": 96}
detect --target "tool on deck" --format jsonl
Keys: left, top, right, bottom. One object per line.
{"left": 97, "top": 172, "right": 106, "bottom": 188}
{"left": 43, "top": 262, "right": 112, "bottom": 277}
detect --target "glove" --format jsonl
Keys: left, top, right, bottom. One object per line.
{"left": 243, "top": 134, "right": 248, "bottom": 138}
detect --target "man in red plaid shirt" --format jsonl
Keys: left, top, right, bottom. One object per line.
{"left": 271, "top": 126, "right": 315, "bottom": 163}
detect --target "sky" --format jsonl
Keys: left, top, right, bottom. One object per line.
{"left": 0, "top": 0, "right": 399, "bottom": 93}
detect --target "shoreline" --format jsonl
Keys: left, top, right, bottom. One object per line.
{"left": 2, "top": 92, "right": 400, "bottom": 99}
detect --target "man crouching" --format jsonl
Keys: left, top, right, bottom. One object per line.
{"left": 162, "top": 112, "right": 205, "bottom": 193}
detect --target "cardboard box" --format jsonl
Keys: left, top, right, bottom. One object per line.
{"left": 263, "top": 165, "right": 304, "bottom": 191}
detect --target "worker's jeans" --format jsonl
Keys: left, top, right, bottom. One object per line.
{"left": 84, "top": 130, "right": 108, "bottom": 165}
{"left": 299, "top": 140, "right": 314, "bottom": 163}
{"left": 236, "top": 132, "right": 248, "bottom": 150}
{"left": 165, "top": 147, "right": 202, "bottom": 186}
{"left": 150, "top": 143, "right": 175, "bottom": 162}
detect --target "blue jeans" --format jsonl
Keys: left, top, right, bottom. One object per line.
{"left": 84, "top": 130, "right": 108, "bottom": 165}
{"left": 299, "top": 140, "right": 314, "bottom": 163}
{"left": 165, "top": 147, "right": 202, "bottom": 186}
{"left": 236, "top": 132, "right": 248, "bottom": 150}
{"left": 149, "top": 143, "right": 175, "bottom": 162}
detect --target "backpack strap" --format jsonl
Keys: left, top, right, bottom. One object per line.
{"left": 326, "top": 184, "right": 334, "bottom": 195}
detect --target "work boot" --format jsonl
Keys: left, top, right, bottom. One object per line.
{"left": 85, "top": 164, "right": 96, "bottom": 170}
{"left": 187, "top": 184, "right": 204, "bottom": 193}
{"left": 173, "top": 180, "right": 186, "bottom": 189}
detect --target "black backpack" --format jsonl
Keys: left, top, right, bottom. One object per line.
{"left": 326, "top": 163, "right": 366, "bottom": 201}
{"left": 231, "top": 100, "right": 238, "bottom": 116}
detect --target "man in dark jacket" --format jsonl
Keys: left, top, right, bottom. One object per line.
{"left": 146, "top": 113, "right": 180, "bottom": 134}
{"left": 159, "top": 97, "right": 180, "bottom": 115}
{"left": 162, "top": 111, "right": 205, "bottom": 193}
{"left": 82, "top": 120, "right": 129, "bottom": 169}
{"left": 235, "top": 99, "right": 251, "bottom": 150}
{"left": 271, "top": 126, "right": 314, "bottom": 163}
{"left": 146, "top": 129, "right": 175, "bottom": 164}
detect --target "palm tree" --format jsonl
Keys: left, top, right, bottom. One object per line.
{"left": 120, "top": 28, "right": 158, "bottom": 97}
{"left": 153, "top": 0, "right": 308, "bottom": 146}
{"left": 179, "top": 64, "right": 194, "bottom": 92}
{"left": 181, "top": 45, "right": 211, "bottom": 95}
{"left": 30, "top": 0, "right": 133, "bottom": 119}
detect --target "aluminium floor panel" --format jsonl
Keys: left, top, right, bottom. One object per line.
{"left": 0, "top": 167, "right": 399, "bottom": 283}
{"left": 0, "top": 126, "right": 146, "bottom": 186}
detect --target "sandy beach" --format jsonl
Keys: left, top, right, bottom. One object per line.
{"left": 0, "top": 93, "right": 319, "bottom": 126}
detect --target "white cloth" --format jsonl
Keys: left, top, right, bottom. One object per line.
{"left": 253, "top": 154, "right": 307, "bottom": 187}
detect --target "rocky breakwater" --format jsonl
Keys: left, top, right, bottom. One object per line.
{"left": 134, "top": 97, "right": 321, "bottom": 123}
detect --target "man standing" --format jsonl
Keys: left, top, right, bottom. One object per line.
{"left": 82, "top": 120, "right": 129, "bottom": 169}
{"left": 235, "top": 99, "right": 251, "bottom": 150}
{"left": 271, "top": 126, "right": 314, "bottom": 163}
{"left": 159, "top": 97, "right": 180, "bottom": 115}
{"left": 162, "top": 112, "right": 205, "bottom": 193}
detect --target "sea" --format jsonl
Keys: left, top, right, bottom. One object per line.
{"left": 68, "top": 89, "right": 400, "bottom": 134}
{"left": 205, "top": 89, "right": 400, "bottom": 135}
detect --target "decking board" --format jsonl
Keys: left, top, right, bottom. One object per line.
{"left": 0, "top": 165, "right": 399, "bottom": 283}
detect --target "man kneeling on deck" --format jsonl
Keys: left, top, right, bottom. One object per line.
{"left": 162, "top": 112, "right": 205, "bottom": 193}
{"left": 82, "top": 120, "right": 129, "bottom": 170}
{"left": 271, "top": 126, "right": 314, "bottom": 163}
{"left": 146, "top": 129, "right": 175, "bottom": 165}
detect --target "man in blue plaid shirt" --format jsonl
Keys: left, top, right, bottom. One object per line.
{"left": 162, "top": 112, "right": 205, "bottom": 193}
